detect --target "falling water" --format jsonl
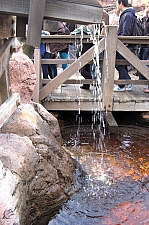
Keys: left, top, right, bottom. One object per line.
{"left": 46, "top": 118, "right": 149, "bottom": 225}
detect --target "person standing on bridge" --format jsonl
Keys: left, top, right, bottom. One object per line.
{"left": 114, "top": 0, "right": 135, "bottom": 91}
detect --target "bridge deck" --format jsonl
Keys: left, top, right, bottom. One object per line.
{"left": 42, "top": 71, "right": 149, "bottom": 112}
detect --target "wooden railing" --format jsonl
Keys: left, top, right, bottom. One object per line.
{"left": 1, "top": 26, "right": 149, "bottom": 112}
{"left": 33, "top": 26, "right": 149, "bottom": 112}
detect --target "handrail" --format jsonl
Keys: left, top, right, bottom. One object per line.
{"left": 19, "top": 34, "right": 149, "bottom": 45}
{"left": 0, "top": 93, "right": 20, "bottom": 128}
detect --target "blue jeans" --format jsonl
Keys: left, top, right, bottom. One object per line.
{"left": 59, "top": 51, "right": 68, "bottom": 70}
{"left": 41, "top": 52, "right": 57, "bottom": 79}
{"left": 69, "top": 44, "right": 75, "bottom": 59}
{"left": 115, "top": 51, "right": 131, "bottom": 88}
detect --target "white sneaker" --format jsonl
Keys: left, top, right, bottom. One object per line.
{"left": 61, "top": 84, "right": 66, "bottom": 87}
{"left": 126, "top": 84, "right": 132, "bottom": 91}
{"left": 113, "top": 85, "right": 126, "bottom": 91}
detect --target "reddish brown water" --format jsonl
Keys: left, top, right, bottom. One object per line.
{"left": 47, "top": 124, "right": 149, "bottom": 225}
{"left": 36, "top": 111, "right": 149, "bottom": 225}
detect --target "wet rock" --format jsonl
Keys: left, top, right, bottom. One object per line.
{"left": 0, "top": 103, "right": 79, "bottom": 225}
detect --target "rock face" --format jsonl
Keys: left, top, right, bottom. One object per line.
{"left": 0, "top": 103, "right": 79, "bottom": 225}
{"left": 9, "top": 52, "right": 36, "bottom": 104}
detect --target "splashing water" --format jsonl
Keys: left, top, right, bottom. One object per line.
{"left": 46, "top": 125, "right": 149, "bottom": 225}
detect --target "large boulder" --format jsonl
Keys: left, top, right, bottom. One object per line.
{"left": 0, "top": 103, "right": 81, "bottom": 225}
{"left": 9, "top": 52, "right": 36, "bottom": 104}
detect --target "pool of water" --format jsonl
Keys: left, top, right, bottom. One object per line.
{"left": 38, "top": 112, "right": 149, "bottom": 225}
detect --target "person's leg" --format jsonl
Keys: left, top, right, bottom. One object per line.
{"left": 115, "top": 52, "right": 131, "bottom": 88}
{"left": 138, "top": 47, "right": 148, "bottom": 80}
{"left": 59, "top": 51, "right": 68, "bottom": 70}
{"left": 42, "top": 64, "right": 49, "bottom": 79}
{"left": 42, "top": 52, "right": 51, "bottom": 79}
{"left": 69, "top": 44, "right": 75, "bottom": 59}
{"left": 51, "top": 53, "right": 57, "bottom": 79}
{"left": 80, "top": 64, "right": 92, "bottom": 90}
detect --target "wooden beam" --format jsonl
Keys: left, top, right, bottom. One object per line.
{"left": 0, "top": 38, "right": 14, "bottom": 78}
{"left": 26, "top": 0, "right": 46, "bottom": 47}
{"left": 41, "top": 58, "right": 149, "bottom": 66}
{"left": 102, "top": 26, "right": 117, "bottom": 112}
{"left": 0, "top": 71, "right": 9, "bottom": 105}
{"left": 42, "top": 79, "right": 149, "bottom": 85}
{"left": 42, "top": 101, "right": 101, "bottom": 111}
{"left": 117, "top": 39, "right": 149, "bottom": 80}
{"left": 103, "top": 112, "right": 118, "bottom": 133}
{"left": 33, "top": 47, "right": 41, "bottom": 102}
{"left": 0, "top": 0, "right": 103, "bottom": 24}
{"left": 39, "top": 38, "right": 105, "bottom": 100}
{"left": 42, "top": 79, "right": 96, "bottom": 85}
{"left": 0, "top": 93, "right": 20, "bottom": 128}
{"left": 115, "top": 80, "right": 149, "bottom": 85}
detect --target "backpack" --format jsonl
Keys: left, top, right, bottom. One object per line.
{"left": 132, "top": 16, "right": 144, "bottom": 36}
{"left": 141, "top": 16, "right": 149, "bottom": 35}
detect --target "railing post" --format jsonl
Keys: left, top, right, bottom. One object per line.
{"left": 33, "top": 47, "right": 41, "bottom": 103}
{"left": 102, "top": 25, "right": 118, "bottom": 112}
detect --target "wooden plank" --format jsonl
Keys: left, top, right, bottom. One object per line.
{"left": 42, "top": 79, "right": 95, "bottom": 85}
{"left": 0, "top": 0, "right": 102, "bottom": 24}
{"left": 16, "top": 16, "right": 27, "bottom": 37}
{"left": 117, "top": 39, "right": 149, "bottom": 80}
{"left": 0, "top": 71, "right": 9, "bottom": 105}
{"left": 135, "top": 102, "right": 149, "bottom": 111}
{"left": 119, "top": 36, "right": 149, "bottom": 45}
{"left": 39, "top": 38, "right": 105, "bottom": 100}
{"left": 102, "top": 26, "right": 117, "bottom": 112}
{"left": 33, "top": 47, "right": 41, "bottom": 102}
{"left": 113, "top": 102, "right": 136, "bottom": 111}
{"left": 130, "top": 85, "right": 149, "bottom": 102}
{"left": 0, "top": 38, "right": 14, "bottom": 78}
{"left": 41, "top": 59, "right": 75, "bottom": 65}
{"left": 0, "top": 93, "right": 20, "bottom": 128}
{"left": 103, "top": 112, "right": 118, "bottom": 133}
{"left": 41, "top": 57, "right": 149, "bottom": 66}
{"left": 42, "top": 101, "right": 101, "bottom": 111}
{"left": 115, "top": 80, "right": 149, "bottom": 85}
{"left": 41, "top": 35, "right": 149, "bottom": 45}
{"left": 26, "top": 0, "right": 46, "bottom": 47}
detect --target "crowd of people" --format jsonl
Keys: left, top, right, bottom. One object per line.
{"left": 113, "top": 0, "right": 149, "bottom": 92}
{"left": 21, "top": 0, "right": 149, "bottom": 93}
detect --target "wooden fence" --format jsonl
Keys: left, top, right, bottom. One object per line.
{"left": 32, "top": 26, "right": 149, "bottom": 112}
{"left": 1, "top": 26, "right": 149, "bottom": 113}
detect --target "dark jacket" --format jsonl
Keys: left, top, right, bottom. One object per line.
{"left": 118, "top": 8, "right": 136, "bottom": 36}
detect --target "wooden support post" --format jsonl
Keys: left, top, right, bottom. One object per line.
{"left": 103, "top": 112, "right": 118, "bottom": 133}
{"left": 33, "top": 47, "right": 41, "bottom": 103}
{"left": 102, "top": 26, "right": 117, "bottom": 112}
{"left": 0, "top": 71, "right": 9, "bottom": 105}
{"left": 26, "top": 0, "right": 46, "bottom": 47}
{"left": 0, "top": 93, "right": 20, "bottom": 128}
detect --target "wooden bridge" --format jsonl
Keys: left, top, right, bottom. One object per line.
{"left": 35, "top": 26, "right": 149, "bottom": 113}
